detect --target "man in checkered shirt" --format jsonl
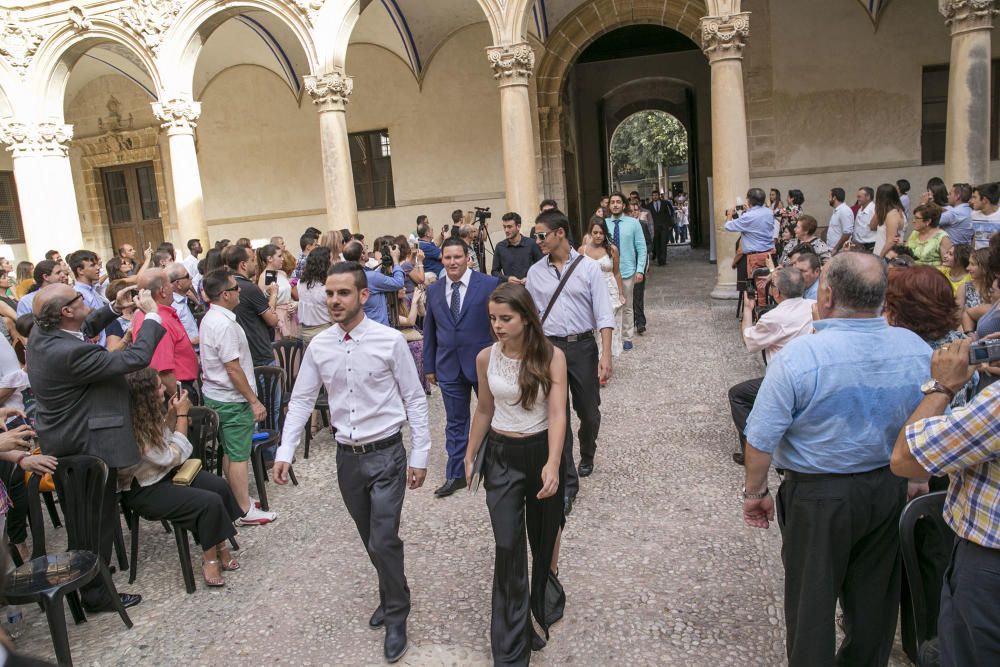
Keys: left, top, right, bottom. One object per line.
{"left": 892, "top": 336, "right": 1000, "bottom": 667}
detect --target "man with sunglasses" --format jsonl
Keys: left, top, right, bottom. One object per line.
{"left": 167, "top": 263, "right": 199, "bottom": 345}
{"left": 28, "top": 282, "right": 164, "bottom": 613}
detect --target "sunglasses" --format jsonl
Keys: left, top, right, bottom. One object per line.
{"left": 222, "top": 285, "right": 240, "bottom": 294}
{"left": 62, "top": 293, "right": 83, "bottom": 309}
{"left": 535, "top": 231, "right": 550, "bottom": 241}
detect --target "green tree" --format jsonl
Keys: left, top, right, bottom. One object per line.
{"left": 610, "top": 111, "right": 688, "bottom": 184}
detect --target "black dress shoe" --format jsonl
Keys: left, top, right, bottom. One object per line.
{"left": 369, "top": 605, "right": 385, "bottom": 628}
{"left": 433, "top": 477, "right": 467, "bottom": 497}
{"left": 84, "top": 593, "right": 142, "bottom": 613}
{"left": 578, "top": 461, "right": 594, "bottom": 477}
{"left": 563, "top": 496, "right": 574, "bottom": 517}
{"left": 384, "top": 622, "right": 408, "bottom": 663}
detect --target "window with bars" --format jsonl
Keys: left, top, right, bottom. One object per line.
{"left": 0, "top": 172, "right": 24, "bottom": 245}
{"left": 349, "top": 129, "right": 395, "bottom": 210}
{"left": 922, "top": 62, "right": 1000, "bottom": 165}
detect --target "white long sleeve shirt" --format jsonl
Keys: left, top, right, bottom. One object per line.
{"left": 275, "top": 316, "right": 431, "bottom": 468}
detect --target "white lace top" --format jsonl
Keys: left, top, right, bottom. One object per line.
{"left": 488, "top": 343, "right": 549, "bottom": 435}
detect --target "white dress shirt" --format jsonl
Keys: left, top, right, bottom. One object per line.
{"left": 743, "top": 297, "right": 815, "bottom": 363}
{"left": 525, "top": 250, "right": 616, "bottom": 337}
{"left": 444, "top": 267, "right": 472, "bottom": 312}
{"left": 276, "top": 316, "right": 431, "bottom": 468}
{"left": 852, "top": 202, "right": 877, "bottom": 243}
{"left": 826, "top": 202, "right": 855, "bottom": 245}
{"left": 199, "top": 306, "right": 255, "bottom": 404}
{"left": 183, "top": 254, "right": 201, "bottom": 284}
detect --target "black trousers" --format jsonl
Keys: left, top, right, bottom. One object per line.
{"left": 336, "top": 439, "right": 410, "bottom": 625}
{"left": 776, "top": 466, "right": 906, "bottom": 667}
{"left": 81, "top": 467, "right": 119, "bottom": 608}
{"left": 123, "top": 471, "right": 240, "bottom": 549}
{"left": 653, "top": 223, "right": 669, "bottom": 265}
{"left": 939, "top": 538, "right": 1000, "bottom": 666}
{"left": 548, "top": 335, "right": 600, "bottom": 501}
{"left": 633, "top": 279, "right": 647, "bottom": 330}
{"left": 727, "top": 377, "right": 763, "bottom": 451}
{"left": 0, "top": 460, "right": 27, "bottom": 545}
{"left": 484, "top": 430, "right": 565, "bottom": 666}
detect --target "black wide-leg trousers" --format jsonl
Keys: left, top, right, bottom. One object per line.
{"left": 123, "top": 471, "right": 241, "bottom": 549}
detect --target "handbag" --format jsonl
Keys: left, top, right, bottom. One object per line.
{"left": 24, "top": 447, "right": 54, "bottom": 493}
{"left": 541, "top": 256, "right": 583, "bottom": 325}
{"left": 172, "top": 458, "right": 202, "bottom": 486}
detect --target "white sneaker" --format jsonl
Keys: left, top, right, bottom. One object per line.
{"left": 237, "top": 504, "right": 276, "bottom": 526}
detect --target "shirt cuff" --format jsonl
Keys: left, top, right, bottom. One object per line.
{"left": 143, "top": 312, "right": 162, "bottom": 325}
{"left": 275, "top": 441, "right": 297, "bottom": 464}
{"left": 408, "top": 449, "right": 428, "bottom": 469}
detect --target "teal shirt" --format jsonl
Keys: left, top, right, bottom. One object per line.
{"left": 605, "top": 215, "right": 648, "bottom": 279}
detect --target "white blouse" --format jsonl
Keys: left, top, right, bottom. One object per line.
{"left": 487, "top": 344, "right": 548, "bottom": 435}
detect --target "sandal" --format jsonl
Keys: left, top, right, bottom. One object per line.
{"left": 217, "top": 546, "right": 240, "bottom": 571}
{"left": 202, "top": 559, "right": 225, "bottom": 587}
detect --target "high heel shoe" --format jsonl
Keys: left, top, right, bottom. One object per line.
{"left": 202, "top": 559, "right": 225, "bottom": 587}
{"left": 218, "top": 545, "right": 240, "bottom": 571}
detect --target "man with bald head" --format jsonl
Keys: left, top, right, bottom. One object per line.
{"left": 167, "top": 262, "right": 199, "bottom": 345}
{"left": 738, "top": 251, "right": 933, "bottom": 666}
{"left": 28, "top": 282, "right": 164, "bottom": 613}
{"left": 132, "top": 268, "right": 199, "bottom": 397}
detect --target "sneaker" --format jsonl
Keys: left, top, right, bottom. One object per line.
{"left": 623, "top": 341, "right": 634, "bottom": 351}
{"left": 237, "top": 505, "right": 276, "bottom": 526}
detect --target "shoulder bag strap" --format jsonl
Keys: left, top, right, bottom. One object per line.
{"left": 541, "top": 256, "right": 584, "bottom": 325}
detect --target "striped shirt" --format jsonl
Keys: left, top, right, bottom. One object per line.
{"left": 906, "top": 382, "right": 1000, "bottom": 549}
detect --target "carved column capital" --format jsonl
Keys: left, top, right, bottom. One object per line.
{"left": 0, "top": 121, "right": 74, "bottom": 158}
{"left": 487, "top": 43, "right": 535, "bottom": 86}
{"left": 940, "top": 0, "right": 998, "bottom": 35}
{"left": 152, "top": 96, "right": 201, "bottom": 134}
{"left": 305, "top": 72, "right": 354, "bottom": 112}
{"left": 700, "top": 12, "right": 750, "bottom": 63}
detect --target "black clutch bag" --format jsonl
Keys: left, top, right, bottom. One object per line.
{"left": 468, "top": 434, "right": 489, "bottom": 494}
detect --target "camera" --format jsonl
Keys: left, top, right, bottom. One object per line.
{"left": 474, "top": 206, "right": 491, "bottom": 224}
{"left": 969, "top": 339, "right": 1000, "bottom": 365}
{"left": 380, "top": 242, "right": 394, "bottom": 269}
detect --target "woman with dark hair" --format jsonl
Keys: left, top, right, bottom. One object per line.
{"left": 465, "top": 283, "right": 568, "bottom": 665}
{"left": 961, "top": 247, "right": 995, "bottom": 309}
{"left": 921, "top": 178, "right": 950, "bottom": 207}
{"left": 296, "top": 246, "right": 333, "bottom": 347}
{"left": 776, "top": 189, "right": 804, "bottom": 233}
{"left": 580, "top": 218, "right": 624, "bottom": 360}
{"left": 120, "top": 368, "right": 243, "bottom": 587}
{"left": 940, "top": 243, "right": 972, "bottom": 296}
{"left": 906, "top": 202, "right": 952, "bottom": 266}
{"left": 257, "top": 243, "right": 297, "bottom": 339}
{"left": 768, "top": 188, "right": 782, "bottom": 215}
{"left": 870, "top": 183, "right": 905, "bottom": 258}
{"left": 395, "top": 234, "right": 425, "bottom": 301}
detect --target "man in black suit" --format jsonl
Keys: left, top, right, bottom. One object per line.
{"left": 648, "top": 190, "right": 675, "bottom": 266}
{"left": 28, "top": 283, "right": 165, "bottom": 612}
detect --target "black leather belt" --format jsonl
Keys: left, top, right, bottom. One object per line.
{"left": 337, "top": 431, "right": 402, "bottom": 455}
{"left": 547, "top": 331, "right": 594, "bottom": 343}
{"left": 778, "top": 465, "right": 889, "bottom": 481}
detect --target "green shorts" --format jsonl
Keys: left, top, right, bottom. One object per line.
{"left": 205, "top": 398, "right": 255, "bottom": 462}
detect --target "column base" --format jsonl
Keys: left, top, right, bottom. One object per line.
{"left": 710, "top": 284, "right": 740, "bottom": 300}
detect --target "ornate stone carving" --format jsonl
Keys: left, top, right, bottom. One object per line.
{"left": 487, "top": 43, "right": 535, "bottom": 84}
{"left": 305, "top": 72, "right": 353, "bottom": 112}
{"left": 0, "top": 10, "right": 44, "bottom": 78}
{"left": 0, "top": 122, "right": 74, "bottom": 158}
{"left": 292, "top": 0, "right": 326, "bottom": 25}
{"left": 120, "top": 0, "right": 183, "bottom": 53}
{"left": 152, "top": 96, "right": 201, "bottom": 133}
{"left": 68, "top": 6, "right": 93, "bottom": 33}
{"left": 98, "top": 96, "right": 135, "bottom": 134}
{"left": 940, "top": 0, "right": 998, "bottom": 33}
{"left": 700, "top": 12, "right": 751, "bottom": 61}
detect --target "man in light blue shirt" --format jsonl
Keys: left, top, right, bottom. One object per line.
{"left": 606, "top": 192, "right": 647, "bottom": 350}
{"left": 68, "top": 249, "right": 109, "bottom": 347}
{"left": 740, "top": 252, "right": 931, "bottom": 667}
{"left": 724, "top": 188, "right": 775, "bottom": 253}
{"left": 825, "top": 187, "right": 854, "bottom": 253}
{"left": 16, "top": 260, "right": 67, "bottom": 317}
{"left": 939, "top": 182, "right": 974, "bottom": 246}
{"left": 789, "top": 250, "right": 821, "bottom": 300}
{"left": 168, "top": 263, "right": 199, "bottom": 344}
{"left": 343, "top": 241, "right": 403, "bottom": 326}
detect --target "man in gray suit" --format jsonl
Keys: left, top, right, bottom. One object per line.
{"left": 28, "top": 283, "right": 164, "bottom": 612}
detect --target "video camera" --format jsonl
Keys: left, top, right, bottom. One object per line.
{"left": 969, "top": 339, "right": 1000, "bottom": 365}
{"left": 474, "top": 206, "right": 491, "bottom": 225}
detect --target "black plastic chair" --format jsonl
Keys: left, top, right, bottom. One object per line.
{"left": 121, "top": 499, "right": 197, "bottom": 594}
{"left": 252, "top": 366, "right": 298, "bottom": 511}
{"left": 899, "top": 491, "right": 954, "bottom": 667}
{"left": 4, "top": 455, "right": 133, "bottom": 666}
{"left": 189, "top": 406, "right": 223, "bottom": 476}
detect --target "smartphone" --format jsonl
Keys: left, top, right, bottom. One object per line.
{"left": 5, "top": 415, "right": 29, "bottom": 430}
{"left": 265, "top": 270, "right": 277, "bottom": 286}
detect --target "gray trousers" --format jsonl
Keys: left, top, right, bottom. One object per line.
{"left": 940, "top": 538, "right": 1000, "bottom": 666}
{"left": 336, "top": 440, "right": 410, "bottom": 625}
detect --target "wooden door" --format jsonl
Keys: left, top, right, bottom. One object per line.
{"left": 102, "top": 162, "right": 164, "bottom": 254}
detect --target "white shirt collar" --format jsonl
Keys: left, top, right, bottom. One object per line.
{"left": 333, "top": 316, "right": 373, "bottom": 342}
{"left": 60, "top": 329, "right": 86, "bottom": 341}
{"left": 208, "top": 304, "right": 236, "bottom": 321}
{"left": 445, "top": 268, "right": 471, "bottom": 291}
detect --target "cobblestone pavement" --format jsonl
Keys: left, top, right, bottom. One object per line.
{"left": 11, "top": 247, "right": 912, "bottom": 665}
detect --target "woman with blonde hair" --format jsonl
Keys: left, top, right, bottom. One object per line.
{"left": 319, "top": 230, "right": 344, "bottom": 261}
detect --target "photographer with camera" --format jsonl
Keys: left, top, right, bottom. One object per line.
{"left": 417, "top": 215, "right": 445, "bottom": 277}
{"left": 727, "top": 267, "right": 813, "bottom": 465}
{"left": 725, "top": 188, "right": 776, "bottom": 305}
{"left": 891, "top": 335, "right": 1000, "bottom": 667}
{"left": 342, "top": 240, "right": 404, "bottom": 327}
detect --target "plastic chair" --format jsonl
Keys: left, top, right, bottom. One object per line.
{"left": 188, "top": 406, "right": 223, "bottom": 476}
{"left": 4, "top": 455, "right": 133, "bottom": 666}
{"left": 899, "top": 491, "right": 954, "bottom": 667}
{"left": 252, "top": 366, "right": 298, "bottom": 511}
{"left": 121, "top": 498, "right": 197, "bottom": 594}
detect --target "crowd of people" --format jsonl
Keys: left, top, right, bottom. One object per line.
{"left": 726, "top": 180, "right": 1000, "bottom": 666}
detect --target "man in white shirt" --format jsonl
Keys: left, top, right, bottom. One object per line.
{"left": 970, "top": 181, "right": 1000, "bottom": 249}
{"left": 199, "top": 269, "right": 274, "bottom": 526}
{"left": 851, "top": 186, "right": 877, "bottom": 250}
{"left": 183, "top": 238, "right": 203, "bottom": 285}
{"left": 273, "top": 261, "right": 430, "bottom": 664}
{"left": 826, "top": 187, "right": 854, "bottom": 254}
{"left": 728, "top": 268, "right": 814, "bottom": 464}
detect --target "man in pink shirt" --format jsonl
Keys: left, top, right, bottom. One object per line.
{"left": 132, "top": 269, "right": 199, "bottom": 396}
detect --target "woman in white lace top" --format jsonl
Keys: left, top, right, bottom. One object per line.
{"left": 464, "top": 283, "right": 568, "bottom": 665}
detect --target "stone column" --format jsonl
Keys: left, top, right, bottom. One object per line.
{"left": 489, "top": 43, "right": 540, "bottom": 220}
{"left": 941, "top": 0, "right": 998, "bottom": 186}
{"left": 305, "top": 71, "right": 359, "bottom": 233}
{"left": 701, "top": 12, "right": 751, "bottom": 299}
{"left": 152, "top": 96, "right": 210, "bottom": 248}
{"left": 0, "top": 121, "right": 84, "bottom": 259}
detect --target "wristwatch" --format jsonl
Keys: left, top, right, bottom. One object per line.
{"left": 920, "top": 379, "right": 956, "bottom": 401}
{"left": 741, "top": 486, "right": 770, "bottom": 500}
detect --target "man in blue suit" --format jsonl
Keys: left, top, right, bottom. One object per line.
{"left": 423, "top": 237, "right": 500, "bottom": 497}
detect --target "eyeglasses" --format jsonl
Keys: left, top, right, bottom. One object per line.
{"left": 535, "top": 232, "right": 550, "bottom": 241}
{"left": 62, "top": 294, "right": 83, "bottom": 309}
{"left": 172, "top": 274, "right": 190, "bottom": 282}
{"left": 222, "top": 285, "right": 240, "bottom": 294}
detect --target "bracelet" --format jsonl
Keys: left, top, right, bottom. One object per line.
{"left": 741, "top": 486, "right": 770, "bottom": 500}
{"left": 176, "top": 414, "right": 190, "bottom": 419}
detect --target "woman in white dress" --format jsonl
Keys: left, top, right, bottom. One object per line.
{"left": 580, "top": 217, "right": 625, "bottom": 361}
{"left": 257, "top": 243, "right": 298, "bottom": 339}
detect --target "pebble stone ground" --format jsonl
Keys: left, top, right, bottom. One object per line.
{"left": 10, "top": 246, "right": 914, "bottom": 666}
